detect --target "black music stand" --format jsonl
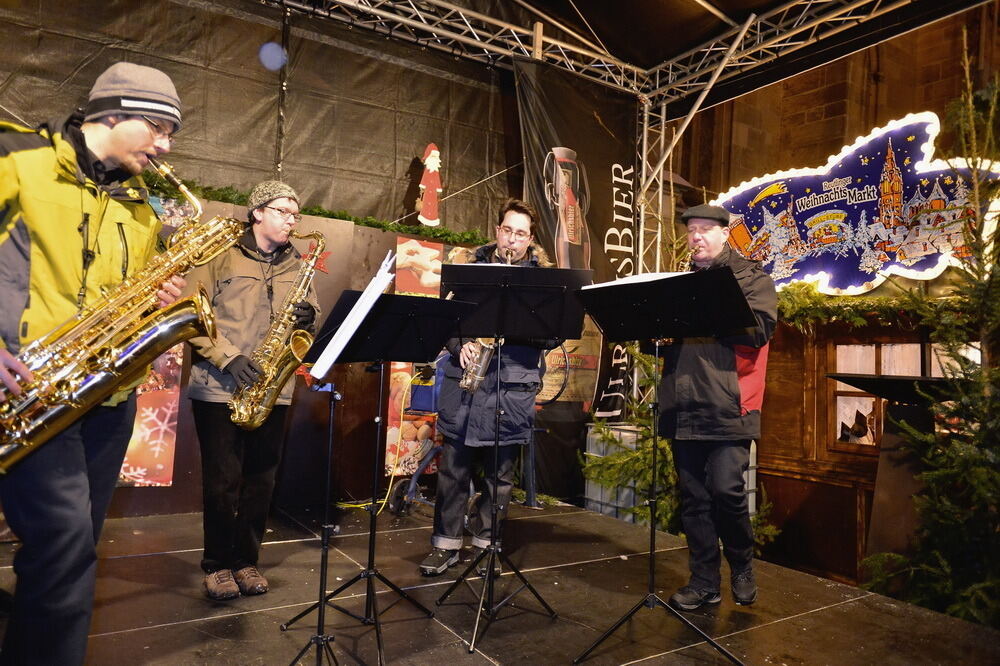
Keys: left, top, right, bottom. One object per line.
{"left": 282, "top": 290, "right": 476, "bottom": 666}
{"left": 827, "top": 373, "right": 951, "bottom": 557}
{"left": 436, "top": 263, "right": 591, "bottom": 651}
{"left": 573, "top": 267, "right": 755, "bottom": 665}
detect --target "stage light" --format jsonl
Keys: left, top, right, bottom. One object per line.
{"left": 259, "top": 42, "right": 287, "bottom": 71}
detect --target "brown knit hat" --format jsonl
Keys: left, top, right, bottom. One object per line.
{"left": 84, "top": 62, "right": 182, "bottom": 131}
{"left": 247, "top": 180, "right": 300, "bottom": 212}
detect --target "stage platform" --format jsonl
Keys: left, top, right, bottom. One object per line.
{"left": 1, "top": 501, "right": 996, "bottom": 664}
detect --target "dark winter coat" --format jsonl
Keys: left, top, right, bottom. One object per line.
{"left": 435, "top": 243, "right": 557, "bottom": 447}
{"left": 657, "top": 245, "right": 777, "bottom": 441}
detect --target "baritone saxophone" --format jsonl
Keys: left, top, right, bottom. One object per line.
{"left": 228, "top": 229, "right": 326, "bottom": 430}
{"left": 0, "top": 158, "right": 244, "bottom": 473}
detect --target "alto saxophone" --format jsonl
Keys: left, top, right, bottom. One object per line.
{"left": 229, "top": 229, "right": 326, "bottom": 430}
{"left": 0, "top": 158, "right": 244, "bottom": 473}
{"left": 459, "top": 247, "right": 514, "bottom": 393}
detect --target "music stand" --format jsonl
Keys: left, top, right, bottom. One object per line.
{"left": 436, "top": 263, "right": 591, "bottom": 651}
{"left": 572, "top": 267, "right": 754, "bottom": 665}
{"left": 827, "top": 373, "right": 951, "bottom": 557}
{"left": 282, "top": 290, "right": 476, "bottom": 666}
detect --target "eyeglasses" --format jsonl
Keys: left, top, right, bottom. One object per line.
{"left": 264, "top": 205, "right": 302, "bottom": 222}
{"left": 140, "top": 115, "right": 176, "bottom": 145}
{"left": 497, "top": 225, "right": 531, "bottom": 241}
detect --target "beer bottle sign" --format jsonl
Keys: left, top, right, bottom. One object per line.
{"left": 544, "top": 147, "right": 592, "bottom": 269}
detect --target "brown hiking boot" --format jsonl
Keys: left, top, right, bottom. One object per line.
{"left": 234, "top": 566, "right": 269, "bottom": 595}
{"left": 204, "top": 569, "right": 240, "bottom": 600}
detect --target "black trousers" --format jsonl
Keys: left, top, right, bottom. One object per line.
{"left": 0, "top": 395, "right": 136, "bottom": 666}
{"left": 431, "top": 437, "right": 518, "bottom": 551}
{"left": 671, "top": 439, "right": 754, "bottom": 591}
{"left": 192, "top": 400, "right": 288, "bottom": 573}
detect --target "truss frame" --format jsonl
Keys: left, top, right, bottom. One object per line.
{"left": 269, "top": 0, "right": 927, "bottom": 108}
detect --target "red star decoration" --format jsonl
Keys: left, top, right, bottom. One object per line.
{"left": 295, "top": 364, "right": 314, "bottom": 387}
{"left": 304, "top": 242, "right": 331, "bottom": 274}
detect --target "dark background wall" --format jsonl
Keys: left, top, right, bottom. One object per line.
{"left": 0, "top": 0, "right": 514, "bottom": 235}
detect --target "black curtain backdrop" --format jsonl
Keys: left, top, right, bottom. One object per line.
{"left": 0, "top": 0, "right": 511, "bottom": 236}
{"left": 514, "top": 60, "right": 637, "bottom": 501}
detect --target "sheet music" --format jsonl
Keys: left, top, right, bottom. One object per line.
{"left": 580, "top": 270, "right": 687, "bottom": 290}
{"left": 309, "top": 251, "right": 395, "bottom": 380}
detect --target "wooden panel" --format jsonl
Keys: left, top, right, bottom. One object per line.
{"left": 759, "top": 472, "right": 861, "bottom": 582}
{"left": 760, "top": 324, "right": 810, "bottom": 464}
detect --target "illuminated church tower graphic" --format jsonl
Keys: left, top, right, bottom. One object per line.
{"left": 877, "top": 137, "right": 904, "bottom": 228}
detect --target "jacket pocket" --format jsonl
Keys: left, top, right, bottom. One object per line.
{"left": 499, "top": 366, "right": 540, "bottom": 385}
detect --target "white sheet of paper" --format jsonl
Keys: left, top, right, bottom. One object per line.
{"left": 309, "top": 250, "right": 395, "bottom": 380}
{"left": 580, "top": 271, "right": 687, "bottom": 290}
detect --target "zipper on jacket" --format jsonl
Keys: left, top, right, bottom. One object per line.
{"left": 117, "top": 222, "right": 129, "bottom": 279}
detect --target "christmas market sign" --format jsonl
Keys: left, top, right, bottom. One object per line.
{"left": 714, "top": 112, "right": 999, "bottom": 295}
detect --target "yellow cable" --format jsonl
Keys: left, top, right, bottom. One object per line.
{"left": 335, "top": 370, "right": 422, "bottom": 513}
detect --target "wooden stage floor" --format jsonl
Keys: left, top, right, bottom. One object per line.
{"left": 0, "top": 501, "right": 995, "bottom": 664}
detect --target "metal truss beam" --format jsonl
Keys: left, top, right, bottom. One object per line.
{"left": 273, "top": 0, "right": 649, "bottom": 95}
{"left": 266, "top": 0, "right": 964, "bottom": 111}
{"left": 647, "top": 0, "right": 915, "bottom": 102}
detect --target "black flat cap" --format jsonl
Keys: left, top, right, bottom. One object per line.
{"left": 681, "top": 204, "right": 730, "bottom": 225}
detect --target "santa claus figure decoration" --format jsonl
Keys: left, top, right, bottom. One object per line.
{"left": 417, "top": 142, "right": 442, "bottom": 226}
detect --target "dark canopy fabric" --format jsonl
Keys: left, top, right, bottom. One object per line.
{"left": 0, "top": 0, "right": 510, "bottom": 235}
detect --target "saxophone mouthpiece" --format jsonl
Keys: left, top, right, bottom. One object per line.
{"left": 148, "top": 157, "right": 181, "bottom": 188}
{"left": 148, "top": 158, "right": 203, "bottom": 222}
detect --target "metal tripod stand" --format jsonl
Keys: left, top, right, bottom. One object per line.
{"left": 282, "top": 364, "right": 433, "bottom": 666}
{"left": 573, "top": 346, "right": 742, "bottom": 665}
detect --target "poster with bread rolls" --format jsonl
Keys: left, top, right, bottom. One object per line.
{"left": 385, "top": 361, "right": 441, "bottom": 476}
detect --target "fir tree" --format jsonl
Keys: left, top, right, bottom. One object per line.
{"left": 862, "top": 41, "right": 1000, "bottom": 628}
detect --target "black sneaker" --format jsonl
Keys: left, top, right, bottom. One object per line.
{"left": 472, "top": 546, "right": 501, "bottom": 576}
{"left": 669, "top": 585, "right": 722, "bottom": 610}
{"left": 419, "top": 548, "right": 460, "bottom": 576}
{"left": 731, "top": 568, "right": 757, "bottom": 605}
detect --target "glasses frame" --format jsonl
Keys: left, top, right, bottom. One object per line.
{"left": 497, "top": 225, "right": 532, "bottom": 241}
{"left": 263, "top": 205, "right": 303, "bottom": 222}
{"left": 140, "top": 115, "right": 176, "bottom": 145}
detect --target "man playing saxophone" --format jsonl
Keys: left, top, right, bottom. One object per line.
{"left": 420, "top": 198, "right": 559, "bottom": 576}
{"left": 184, "top": 181, "right": 320, "bottom": 600}
{"left": 0, "top": 62, "right": 187, "bottom": 665}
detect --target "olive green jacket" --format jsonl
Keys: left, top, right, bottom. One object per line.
{"left": 185, "top": 228, "right": 321, "bottom": 406}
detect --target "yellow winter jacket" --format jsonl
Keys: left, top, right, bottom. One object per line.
{"left": 0, "top": 114, "right": 162, "bottom": 404}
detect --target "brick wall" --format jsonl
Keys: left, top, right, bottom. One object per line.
{"left": 675, "top": 2, "right": 998, "bottom": 200}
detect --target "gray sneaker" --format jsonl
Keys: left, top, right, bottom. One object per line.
{"left": 669, "top": 585, "right": 722, "bottom": 610}
{"left": 731, "top": 568, "right": 757, "bottom": 605}
{"left": 419, "top": 547, "right": 460, "bottom": 576}
{"left": 204, "top": 569, "right": 240, "bottom": 600}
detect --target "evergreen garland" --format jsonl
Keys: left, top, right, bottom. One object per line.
{"left": 144, "top": 170, "right": 490, "bottom": 247}
{"left": 776, "top": 282, "right": 918, "bottom": 333}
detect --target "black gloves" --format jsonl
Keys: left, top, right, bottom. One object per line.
{"left": 225, "top": 355, "right": 262, "bottom": 390}
{"left": 292, "top": 301, "right": 316, "bottom": 331}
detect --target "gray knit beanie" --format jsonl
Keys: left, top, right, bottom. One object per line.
{"left": 84, "top": 62, "right": 182, "bottom": 131}
{"left": 248, "top": 181, "right": 300, "bottom": 212}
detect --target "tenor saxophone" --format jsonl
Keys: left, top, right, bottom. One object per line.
{"left": 459, "top": 247, "right": 514, "bottom": 393}
{"left": 0, "top": 158, "right": 244, "bottom": 473}
{"left": 229, "top": 230, "right": 326, "bottom": 430}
